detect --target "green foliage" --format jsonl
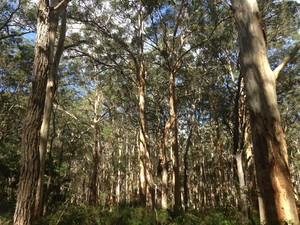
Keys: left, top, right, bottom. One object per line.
{"left": 0, "top": 0, "right": 36, "bottom": 39}
{"left": 169, "top": 208, "right": 243, "bottom": 225}
{"left": 100, "top": 205, "right": 157, "bottom": 225}
{"left": 197, "top": 211, "right": 236, "bottom": 225}
{"left": 0, "top": 30, "right": 32, "bottom": 214}
{"left": 0, "top": 212, "right": 13, "bottom": 225}
{"left": 39, "top": 204, "right": 246, "bottom": 225}
{"left": 41, "top": 204, "right": 99, "bottom": 225}
{"left": 0, "top": 0, "right": 299, "bottom": 223}
{"left": 155, "top": 209, "right": 170, "bottom": 225}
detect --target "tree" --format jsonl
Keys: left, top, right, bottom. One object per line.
{"left": 13, "top": 0, "right": 70, "bottom": 224}
{"left": 136, "top": 7, "right": 155, "bottom": 207}
{"left": 36, "top": 1, "right": 68, "bottom": 219}
{"left": 1, "top": 1, "right": 297, "bottom": 224}
{"left": 13, "top": 0, "right": 50, "bottom": 223}
{"left": 232, "top": 0, "right": 299, "bottom": 224}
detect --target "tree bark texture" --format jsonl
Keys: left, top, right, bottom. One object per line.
{"left": 232, "top": 0, "right": 299, "bottom": 224}
{"left": 13, "top": 1, "right": 50, "bottom": 224}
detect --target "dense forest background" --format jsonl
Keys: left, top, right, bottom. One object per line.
{"left": 0, "top": 0, "right": 299, "bottom": 224}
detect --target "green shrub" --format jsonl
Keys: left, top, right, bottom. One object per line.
{"left": 0, "top": 212, "right": 13, "bottom": 225}
{"left": 42, "top": 204, "right": 99, "bottom": 225}
{"left": 39, "top": 203, "right": 249, "bottom": 225}
{"left": 155, "top": 209, "right": 170, "bottom": 225}
{"left": 101, "top": 205, "right": 157, "bottom": 225}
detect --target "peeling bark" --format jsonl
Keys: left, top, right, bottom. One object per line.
{"left": 137, "top": 10, "right": 154, "bottom": 207}
{"left": 232, "top": 0, "right": 299, "bottom": 224}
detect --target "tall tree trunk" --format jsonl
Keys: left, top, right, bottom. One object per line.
{"left": 169, "top": 70, "right": 181, "bottom": 213}
{"left": 137, "top": 10, "right": 154, "bottom": 207}
{"left": 42, "top": 109, "right": 56, "bottom": 216}
{"left": 235, "top": 151, "right": 248, "bottom": 224}
{"left": 232, "top": 0, "right": 299, "bottom": 223}
{"left": 160, "top": 126, "right": 169, "bottom": 209}
{"left": 215, "top": 119, "right": 226, "bottom": 204}
{"left": 245, "top": 128, "right": 258, "bottom": 213}
{"left": 35, "top": 4, "right": 67, "bottom": 219}
{"left": 89, "top": 129, "right": 100, "bottom": 205}
{"left": 116, "top": 136, "right": 122, "bottom": 204}
{"left": 88, "top": 86, "right": 101, "bottom": 205}
{"left": 13, "top": 1, "right": 50, "bottom": 224}
{"left": 183, "top": 125, "right": 193, "bottom": 209}
{"left": 125, "top": 135, "right": 131, "bottom": 203}
{"left": 233, "top": 73, "right": 249, "bottom": 223}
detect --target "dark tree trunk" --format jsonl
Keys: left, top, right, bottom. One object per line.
{"left": 183, "top": 125, "right": 193, "bottom": 209}
{"left": 13, "top": 1, "right": 50, "bottom": 224}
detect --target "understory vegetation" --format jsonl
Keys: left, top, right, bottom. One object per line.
{"left": 1, "top": 203, "right": 260, "bottom": 225}
{"left": 1, "top": 0, "right": 299, "bottom": 224}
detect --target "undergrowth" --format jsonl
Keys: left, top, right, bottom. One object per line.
{"left": 38, "top": 204, "right": 252, "bottom": 225}
{"left": 0, "top": 203, "right": 259, "bottom": 225}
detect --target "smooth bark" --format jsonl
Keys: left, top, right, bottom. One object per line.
{"left": 137, "top": 10, "right": 154, "bottom": 207}
{"left": 35, "top": 6, "right": 67, "bottom": 219}
{"left": 235, "top": 151, "right": 248, "bottom": 224}
{"left": 183, "top": 125, "right": 193, "bottom": 209}
{"left": 233, "top": 73, "right": 249, "bottom": 223}
{"left": 232, "top": 0, "right": 299, "bottom": 224}
{"left": 169, "top": 70, "right": 181, "bottom": 212}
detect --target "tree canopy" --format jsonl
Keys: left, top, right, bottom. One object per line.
{"left": 0, "top": 0, "right": 299, "bottom": 224}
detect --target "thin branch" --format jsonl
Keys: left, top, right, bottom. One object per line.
{"left": 69, "top": 48, "right": 116, "bottom": 69}
{"left": 0, "top": 31, "right": 34, "bottom": 40}
{"left": 175, "top": 16, "right": 231, "bottom": 67}
{"left": 54, "top": 103, "right": 78, "bottom": 120}
{"left": 273, "top": 42, "right": 300, "bottom": 79}
{"left": 0, "top": 1, "right": 21, "bottom": 32}
{"left": 219, "top": 0, "right": 233, "bottom": 10}
{"left": 64, "top": 40, "right": 87, "bottom": 49}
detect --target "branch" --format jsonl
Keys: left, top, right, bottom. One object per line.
{"left": 273, "top": 42, "right": 300, "bottom": 79}
{"left": 0, "top": 1, "right": 20, "bottom": 32}
{"left": 174, "top": 16, "right": 230, "bottom": 66}
{"left": 0, "top": 31, "right": 34, "bottom": 40}
{"left": 64, "top": 40, "right": 87, "bottom": 49}
{"left": 54, "top": 103, "right": 78, "bottom": 120}
{"left": 54, "top": 9, "right": 67, "bottom": 69}
{"left": 217, "top": 0, "right": 233, "bottom": 10}
{"left": 53, "top": 0, "right": 70, "bottom": 14}
{"left": 68, "top": 48, "right": 119, "bottom": 70}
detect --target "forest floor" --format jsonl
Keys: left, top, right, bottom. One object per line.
{"left": 0, "top": 203, "right": 261, "bottom": 225}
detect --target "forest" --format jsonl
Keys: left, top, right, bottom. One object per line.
{"left": 0, "top": 0, "right": 299, "bottom": 224}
